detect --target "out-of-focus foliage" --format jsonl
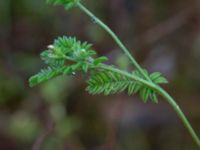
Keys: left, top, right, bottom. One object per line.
{"left": 41, "top": 77, "right": 81, "bottom": 137}
{"left": 8, "top": 112, "right": 42, "bottom": 142}
{"left": 0, "top": 68, "right": 24, "bottom": 107}
{"left": 0, "top": 0, "right": 200, "bottom": 149}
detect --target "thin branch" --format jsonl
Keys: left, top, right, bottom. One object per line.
{"left": 98, "top": 63, "right": 200, "bottom": 148}
{"left": 32, "top": 121, "right": 55, "bottom": 150}
{"left": 77, "top": 2, "right": 152, "bottom": 82}
{"left": 136, "top": 8, "right": 195, "bottom": 47}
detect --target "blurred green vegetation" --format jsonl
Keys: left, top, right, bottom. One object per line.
{"left": 0, "top": 0, "right": 200, "bottom": 150}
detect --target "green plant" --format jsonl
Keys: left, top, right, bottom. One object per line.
{"left": 29, "top": 0, "right": 200, "bottom": 148}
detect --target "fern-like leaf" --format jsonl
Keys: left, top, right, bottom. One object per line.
{"left": 87, "top": 69, "right": 168, "bottom": 103}
{"left": 150, "top": 72, "right": 168, "bottom": 84}
{"left": 29, "top": 67, "right": 63, "bottom": 87}
{"left": 29, "top": 36, "right": 108, "bottom": 87}
{"left": 46, "top": 0, "right": 80, "bottom": 10}
{"left": 87, "top": 71, "right": 141, "bottom": 96}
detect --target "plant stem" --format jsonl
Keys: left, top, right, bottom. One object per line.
{"left": 62, "top": 50, "right": 200, "bottom": 147}
{"left": 99, "top": 64, "right": 156, "bottom": 89}
{"left": 99, "top": 64, "right": 200, "bottom": 148}
{"left": 76, "top": 2, "right": 200, "bottom": 147}
{"left": 77, "top": 2, "right": 151, "bottom": 81}
{"left": 156, "top": 87, "right": 200, "bottom": 148}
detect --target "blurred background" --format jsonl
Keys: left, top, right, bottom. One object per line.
{"left": 0, "top": 0, "right": 200, "bottom": 149}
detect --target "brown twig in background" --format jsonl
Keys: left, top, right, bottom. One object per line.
{"left": 32, "top": 121, "right": 55, "bottom": 150}
{"left": 135, "top": 8, "right": 196, "bottom": 48}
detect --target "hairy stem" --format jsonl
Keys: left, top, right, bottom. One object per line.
{"left": 62, "top": 53, "right": 200, "bottom": 147}
{"left": 99, "top": 64, "right": 156, "bottom": 89}
{"left": 77, "top": 2, "right": 151, "bottom": 81}
{"left": 156, "top": 88, "right": 200, "bottom": 148}
{"left": 76, "top": 2, "right": 200, "bottom": 147}
{"left": 99, "top": 64, "right": 200, "bottom": 148}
